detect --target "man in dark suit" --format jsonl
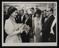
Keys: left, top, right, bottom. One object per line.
{"left": 15, "top": 9, "right": 25, "bottom": 23}
{"left": 42, "top": 8, "right": 55, "bottom": 42}
{"left": 21, "top": 13, "right": 33, "bottom": 42}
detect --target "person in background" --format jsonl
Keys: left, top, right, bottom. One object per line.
{"left": 30, "top": 7, "right": 35, "bottom": 16}
{"left": 5, "top": 6, "right": 24, "bottom": 43}
{"left": 30, "top": 8, "right": 35, "bottom": 38}
{"left": 42, "top": 8, "right": 55, "bottom": 42}
{"left": 21, "top": 12, "right": 32, "bottom": 42}
{"left": 25, "top": 13, "right": 33, "bottom": 42}
{"left": 27, "top": 9, "right": 34, "bottom": 42}
{"left": 15, "top": 9, "right": 25, "bottom": 23}
{"left": 33, "top": 9, "right": 42, "bottom": 42}
{"left": 30, "top": 7, "right": 35, "bottom": 20}
{"left": 50, "top": 17, "right": 56, "bottom": 42}
{"left": 15, "top": 8, "right": 31, "bottom": 42}
{"left": 15, "top": 9, "right": 26, "bottom": 42}
{"left": 42, "top": 10, "right": 47, "bottom": 25}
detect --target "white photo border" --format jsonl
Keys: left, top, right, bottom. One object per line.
{"left": 2, "top": 2, "right": 57, "bottom": 46}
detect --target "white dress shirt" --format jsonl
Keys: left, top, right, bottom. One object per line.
{"left": 50, "top": 18, "right": 56, "bottom": 35}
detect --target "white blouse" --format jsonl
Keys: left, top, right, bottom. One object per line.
{"left": 5, "top": 18, "right": 22, "bottom": 43}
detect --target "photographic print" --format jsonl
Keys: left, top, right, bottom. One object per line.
{"left": 2, "top": 2, "right": 57, "bottom": 46}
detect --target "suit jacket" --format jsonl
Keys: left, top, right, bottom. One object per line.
{"left": 21, "top": 31, "right": 30, "bottom": 42}
{"left": 42, "top": 15, "right": 55, "bottom": 42}
{"left": 22, "top": 15, "right": 26, "bottom": 24}
{"left": 15, "top": 14, "right": 22, "bottom": 23}
{"left": 25, "top": 17, "right": 32, "bottom": 28}
{"left": 21, "top": 16, "right": 33, "bottom": 42}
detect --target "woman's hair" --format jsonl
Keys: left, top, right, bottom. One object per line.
{"left": 7, "top": 6, "right": 17, "bottom": 17}
{"left": 34, "top": 9, "right": 41, "bottom": 17}
{"left": 50, "top": 8, "right": 54, "bottom": 14}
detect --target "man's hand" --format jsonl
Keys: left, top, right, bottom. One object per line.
{"left": 23, "top": 24, "right": 30, "bottom": 33}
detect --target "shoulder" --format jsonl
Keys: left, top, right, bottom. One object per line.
{"left": 5, "top": 18, "right": 11, "bottom": 26}
{"left": 5, "top": 18, "right": 11, "bottom": 23}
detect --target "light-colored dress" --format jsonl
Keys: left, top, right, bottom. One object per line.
{"left": 5, "top": 18, "right": 22, "bottom": 43}
{"left": 33, "top": 16, "right": 42, "bottom": 42}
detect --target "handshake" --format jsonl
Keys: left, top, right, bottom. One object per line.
{"left": 18, "top": 23, "right": 30, "bottom": 34}
{"left": 23, "top": 24, "right": 30, "bottom": 33}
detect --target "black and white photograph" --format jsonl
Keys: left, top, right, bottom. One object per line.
{"left": 2, "top": 2, "right": 57, "bottom": 46}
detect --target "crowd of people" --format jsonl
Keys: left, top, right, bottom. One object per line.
{"left": 4, "top": 6, "right": 56, "bottom": 43}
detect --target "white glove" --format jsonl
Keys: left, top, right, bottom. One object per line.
{"left": 50, "top": 29, "right": 54, "bottom": 35}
